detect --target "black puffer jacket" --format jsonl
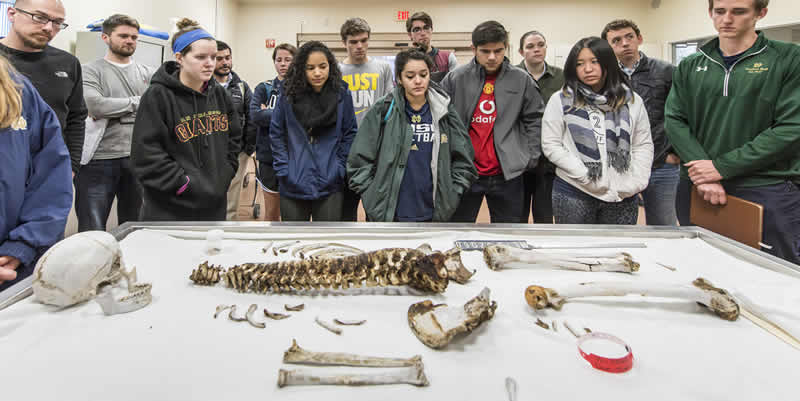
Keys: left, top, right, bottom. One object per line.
{"left": 628, "top": 52, "right": 674, "bottom": 169}
{"left": 226, "top": 71, "right": 256, "bottom": 155}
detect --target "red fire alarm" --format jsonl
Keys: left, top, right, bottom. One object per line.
{"left": 396, "top": 10, "right": 410, "bottom": 21}
{"left": 265, "top": 39, "right": 276, "bottom": 49}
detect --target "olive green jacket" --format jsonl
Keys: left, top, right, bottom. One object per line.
{"left": 347, "top": 85, "right": 477, "bottom": 222}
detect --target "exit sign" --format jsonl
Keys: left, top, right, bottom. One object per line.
{"left": 396, "top": 10, "right": 410, "bottom": 21}
{"left": 265, "top": 39, "right": 276, "bottom": 48}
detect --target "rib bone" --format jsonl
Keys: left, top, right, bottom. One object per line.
{"left": 264, "top": 308, "right": 290, "bottom": 320}
{"left": 524, "top": 278, "right": 739, "bottom": 321}
{"left": 246, "top": 304, "right": 266, "bottom": 328}
{"left": 285, "top": 303, "right": 305, "bottom": 312}
{"left": 214, "top": 304, "right": 232, "bottom": 318}
{"left": 408, "top": 287, "right": 497, "bottom": 349}
{"left": 315, "top": 316, "right": 342, "bottom": 335}
{"left": 277, "top": 365, "right": 428, "bottom": 387}
{"left": 283, "top": 339, "right": 421, "bottom": 367}
{"left": 334, "top": 319, "right": 366, "bottom": 326}
{"left": 484, "top": 245, "right": 639, "bottom": 273}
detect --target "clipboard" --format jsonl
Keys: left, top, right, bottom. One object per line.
{"left": 690, "top": 187, "right": 764, "bottom": 249}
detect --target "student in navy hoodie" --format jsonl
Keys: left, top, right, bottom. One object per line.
{"left": 0, "top": 55, "right": 72, "bottom": 291}
{"left": 269, "top": 41, "right": 357, "bottom": 221}
{"left": 131, "top": 18, "right": 241, "bottom": 221}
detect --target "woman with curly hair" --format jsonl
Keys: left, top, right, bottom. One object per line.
{"left": 269, "top": 41, "right": 357, "bottom": 221}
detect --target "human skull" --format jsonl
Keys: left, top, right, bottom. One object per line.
{"left": 32, "top": 231, "right": 121, "bottom": 307}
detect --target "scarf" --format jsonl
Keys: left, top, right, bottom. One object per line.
{"left": 290, "top": 83, "right": 338, "bottom": 137}
{"left": 560, "top": 84, "right": 632, "bottom": 181}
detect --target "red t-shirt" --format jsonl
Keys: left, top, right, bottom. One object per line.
{"left": 469, "top": 74, "right": 501, "bottom": 176}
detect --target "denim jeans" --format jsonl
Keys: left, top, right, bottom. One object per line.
{"left": 75, "top": 157, "right": 142, "bottom": 232}
{"left": 677, "top": 178, "right": 800, "bottom": 265}
{"left": 450, "top": 174, "right": 525, "bottom": 223}
{"left": 552, "top": 177, "right": 638, "bottom": 224}
{"left": 641, "top": 162, "right": 679, "bottom": 225}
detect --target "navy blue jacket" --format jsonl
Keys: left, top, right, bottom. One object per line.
{"left": 269, "top": 86, "right": 357, "bottom": 200}
{"left": 250, "top": 78, "right": 282, "bottom": 164}
{"left": 0, "top": 76, "right": 72, "bottom": 289}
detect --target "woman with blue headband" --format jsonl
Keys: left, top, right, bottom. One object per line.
{"left": 131, "top": 18, "right": 241, "bottom": 220}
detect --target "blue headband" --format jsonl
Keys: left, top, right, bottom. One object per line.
{"left": 172, "top": 29, "right": 214, "bottom": 54}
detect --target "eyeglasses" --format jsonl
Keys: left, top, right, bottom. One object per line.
{"left": 411, "top": 26, "right": 432, "bottom": 34}
{"left": 13, "top": 8, "right": 69, "bottom": 30}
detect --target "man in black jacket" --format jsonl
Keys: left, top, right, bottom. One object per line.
{"left": 603, "top": 19, "right": 678, "bottom": 226}
{"left": 215, "top": 40, "right": 256, "bottom": 220}
{"left": 0, "top": 0, "right": 87, "bottom": 176}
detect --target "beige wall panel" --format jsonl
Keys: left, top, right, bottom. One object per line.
{"left": 233, "top": 0, "right": 655, "bottom": 86}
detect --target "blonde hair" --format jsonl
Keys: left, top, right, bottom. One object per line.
{"left": 0, "top": 55, "right": 22, "bottom": 130}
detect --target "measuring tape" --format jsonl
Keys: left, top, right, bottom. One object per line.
{"left": 576, "top": 332, "right": 634, "bottom": 373}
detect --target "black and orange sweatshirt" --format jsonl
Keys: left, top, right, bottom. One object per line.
{"left": 131, "top": 61, "right": 241, "bottom": 220}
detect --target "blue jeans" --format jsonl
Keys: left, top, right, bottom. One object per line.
{"left": 552, "top": 177, "right": 638, "bottom": 224}
{"left": 450, "top": 174, "right": 525, "bottom": 223}
{"left": 641, "top": 163, "right": 679, "bottom": 225}
{"left": 75, "top": 157, "right": 142, "bottom": 232}
{"left": 677, "top": 178, "right": 800, "bottom": 265}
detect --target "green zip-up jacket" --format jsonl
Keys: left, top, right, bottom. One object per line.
{"left": 347, "top": 85, "right": 477, "bottom": 222}
{"left": 664, "top": 32, "right": 800, "bottom": 187}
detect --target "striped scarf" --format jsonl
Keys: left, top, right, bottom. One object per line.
{"left": 560, "top": 84, "right": 632, "bottom": 181}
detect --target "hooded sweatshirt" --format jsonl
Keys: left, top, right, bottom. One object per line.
{"left": 131, "top": 61, "right": 241, "bottom": 221}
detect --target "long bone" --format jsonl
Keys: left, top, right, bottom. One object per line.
{"left": 277, "top": 364, "right": 429, "bottom": 387}
{"left": 283, "top": 339, "right": 421, "bottom": 367}
{"left": 484, "top": 245, "right": 639, "bottom": 273}
{"left": 524, "top": 278, "right": 740, "bottom": 321}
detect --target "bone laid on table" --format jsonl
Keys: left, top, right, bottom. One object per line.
{"left": 283, "top": 339, "right": 421, "bottom": 367}
{"left": 277, "top": 365, "right": 429, "bottom": 387}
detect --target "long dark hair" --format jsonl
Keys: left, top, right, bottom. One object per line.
{"left": 394, "top": 49, "right": 434, "bottom": 82}
{"left": 283, "top": 41, "right": 342, "bottom": 98}
{"left": 562, "top": 36, "right": 630, "bottom": 111}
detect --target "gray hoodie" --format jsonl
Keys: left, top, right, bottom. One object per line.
{"left": 440, "top": 58, "right": 544, "bottom": 180}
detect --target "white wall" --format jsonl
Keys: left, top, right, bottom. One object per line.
{"left": 646, "top": 0, "right": 800, "bottom": 44}
{"left": 50, "top": 0, "right": 220, "bottom": 53}
{"left": 233, "top": 0, "right": 656, "bottom": 86}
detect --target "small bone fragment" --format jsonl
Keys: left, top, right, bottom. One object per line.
{"left": 285, "top": 303, "right": 305, "bottom": 312}
{"left": 261, "top": 241, "right": 274, "bottom": 254}
{"left": 334, "top": 319, "right": 366, "bottom": 326}
{"left": 408, "top": 287, "right": 497, "bottom": 349}
{"left": 552, "top": 321, "right": 558, "bottom": 332}
{"left": 584, "top": 327, "right": 592, "bottom": 334}
{"left": 416, "top": 243, "right": 433, "bottom": 255}
{"left": 274, "top": 240, "right": 300, "bottom": 254}
{"left": 442, "top": 248, "right": 475, "bottom": 284}
{"left": 535, "top": 319, "right": 550, "bottom": 330}
{"left": 315, "top": 316, "right": 342, "bottom": 335}
{"left": 283, "top": 339, "right": 421, "bottom": 367}
{"left": 277, "top": 364, "right": 428, "bottom": 387}
{"left": 505, "top": 377, "right": 518, "bottom": 401}
{"left": 656, "top": 262, "right": 677, "bottom": 272}
{"left": 484, "top": 245, "right": 639, "bottom": 273}
{"left": 214, "top": 304, "right": 232, "bottom": 318}
{"left": 564, "top": 321, "right": 582, "bottom": 338}
{"left": 228, "top": 305, "right": 247, "bottom": 322}
{"left": 525, "top": 278, "right": 739, "bottom": 321}
{"left": 264, "top": 308, "right": 291, "bottom": 320}
{"left": 246, "top": 304, "right": 266, "bottom": 328}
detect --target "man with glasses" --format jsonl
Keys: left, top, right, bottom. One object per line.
{"left": 405, "top": 12, "right": 457, "bottom": 82}
{"left": 0, "top": 0, "right": 87, "bottom": 177}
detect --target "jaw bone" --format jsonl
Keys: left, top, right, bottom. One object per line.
{"left": 408, "top": 287, "right": 497, "bottom": 349}
{"left": 525, "top": 278, "right": 740, "bottom": 321}
{"left": 484, "top": 245, "right": 639, "bottom": 273}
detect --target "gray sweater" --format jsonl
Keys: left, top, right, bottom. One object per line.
{"left": 83, "top": 59, "right": 155, "bottom": 159}
{"left": 440, "top": 58, "right": 544, "bottom": 181}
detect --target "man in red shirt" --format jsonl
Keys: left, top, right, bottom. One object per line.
{"left": 441, "top": 21, "right": 544, "bottom": 223}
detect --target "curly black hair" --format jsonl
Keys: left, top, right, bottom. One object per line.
{"left": 283, "top": 41, "right": 342, "bottom": 99}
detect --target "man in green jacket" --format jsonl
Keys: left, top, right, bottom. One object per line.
{"left": 665, "top": 0, "right": 800, "bottom": 264}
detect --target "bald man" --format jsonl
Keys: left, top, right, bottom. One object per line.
{"left": 0, "top": 0, "right": 87, "bottom": 176}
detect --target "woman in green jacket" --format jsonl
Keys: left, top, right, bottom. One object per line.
{"left": 347, "top": 49, "right": 477, "bottom": 222}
